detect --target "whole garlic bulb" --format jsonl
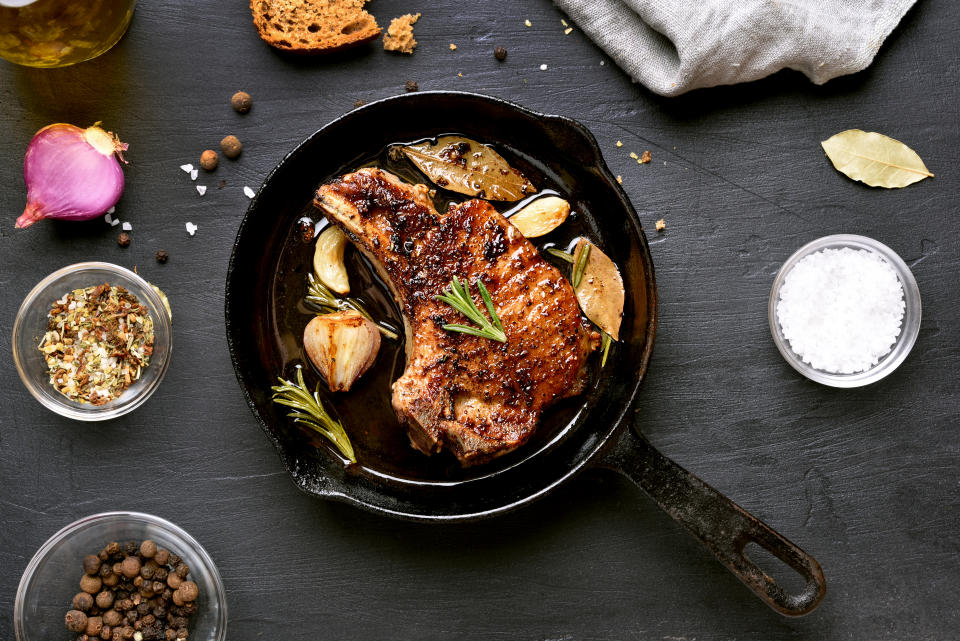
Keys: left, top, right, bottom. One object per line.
{"left": 303, "top": 311, "right": 381, "bottom": 392}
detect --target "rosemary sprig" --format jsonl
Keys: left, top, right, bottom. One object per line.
{"left": 306, "top": 273, "right": 399, "bottom": 340}
{"left": 436, "top": 276, "right": 507, "bottom": 343}
{"left": 572, "top": 242, "right": 592, "bottom": 288}
{"left": 546, "top": 247, "right": 575, "bottom": 263}
{"left": 600, "top": 331, "right": 613, "bottom": 368}
{"left": 271, "top": 365, "right": 356, "bottom": 463}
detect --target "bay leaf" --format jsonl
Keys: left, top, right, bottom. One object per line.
{"left": 572, "top": 239, "right": 624, "bottom": 341}
{"left": 821, "top": 129, "right": 933, "bottom": 188}
{"left": 399, "top": 136, "right": 536, "bottom": 201}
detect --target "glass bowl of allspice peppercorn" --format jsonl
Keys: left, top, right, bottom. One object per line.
{"left": 14, "top": 512, "right": 227, "bottom": 641}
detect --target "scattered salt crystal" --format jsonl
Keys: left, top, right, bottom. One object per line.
{"left": 524, "top": 19, "right": 532, "bottom": 27}
{"left": 196, "top": 185, "right": 207, "bottom": 196}
{"left": 104, "top": 213, "right": 113, "bottom": 224}
{"left": 122, "top": 222, "right": 132, "bottom": 231}
{"left": 243, "top": 186, "right": 255, "bottom": 198}
{"left": 539, "top": 64, "right": 548, "bottom": 71}
{"left": 111, "top": 219, "right": 120, "bottom": 227}
{"left": 190, "top": 169, "right": 198, "bottom": 181}
{"left": 107, "top": 206, "right": 115, "bottom": 214}
{"left": 776, "top": 247, "right": 905, "bottom": 374}
{"left": 600, "top": 60, "right": 605, "bottom": 66}
{"left": 180, "top": 164, "right": 193, "bottom": 173}
{"left": 185, "top": 222, "right": 198, "bottom": 236}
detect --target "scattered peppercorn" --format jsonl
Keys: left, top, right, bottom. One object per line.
{"left": 405, "top": 80, "right": 418, "bottom": 92}
{"left": 217, "top": 179, "right": 227, "bottom": 190}
{"left": 66, "top": 541, "right": 198, "bottom": 641}
{"left": 155, "top": 249, "right": 169, "bottom": 264}
{"left": 117, "top": 232, "right": 131, "bottom": 247}
{"left": 220, "top": 135, "right": 242, "bottom": 159}
{"left": 494, "top": 45, "right": 507, "bottom": 61}
{"left": 199, "top": 149, "right": 218, "bottom": 171}
{"left": 231, "top": 90, "right": 252, "bottom": 113}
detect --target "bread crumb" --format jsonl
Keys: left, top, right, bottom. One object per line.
{"left": 629, "top": 152, "right": 638, "bottom": 160}
{"left": 564, "top": 27, "right": 573, "bottom": 35}
{"left": 449, "top": 43, "right": 457, "bottom": 51}
{"left": 656, "top": 219, "right": 665, "bottom": 232}
{"left": 524, "top": 19, "right": 532, "bottom": 27}
{"left": 457, "top": 72, "right": 463, "bottom": 77}
{"left": 640, "top": 150, "right": 652, "bottom": 164}
{"left": 561, "top": 19, "right": 568, "bottom": 27}
{"left": 615, "top": 140, "right": 623, "bottom": 148}
{"left": 384, "top": 13, "right": 421, "bottom": 54}
{"left": 616, "top": 175, "right": 623, "bottom": 184}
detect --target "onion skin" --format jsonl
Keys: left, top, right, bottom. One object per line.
{"left": 16, "top": 123, "right": 128, "bottom": 229}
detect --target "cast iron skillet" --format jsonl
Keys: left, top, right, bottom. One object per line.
{"left": 225, "top": 91, "right": 826, "bottom": 616}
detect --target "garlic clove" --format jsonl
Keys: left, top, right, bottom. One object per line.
{"left": 508, "top": 196, "right": 571, "bottom": 238}
{"left": 313, "top": 226, "right": 351, "bottom": 295}
{"left": 303, "top": 311, "right": 381, "bottom": 392}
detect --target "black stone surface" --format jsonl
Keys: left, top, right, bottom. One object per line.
{"left": 1, "top": 1, "right": 957, "bottom": 639}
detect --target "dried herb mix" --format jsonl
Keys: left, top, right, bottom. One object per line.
{"left": 39, "top": 283, "right": 155, "bottom": 405}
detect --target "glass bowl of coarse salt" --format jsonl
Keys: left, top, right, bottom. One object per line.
{"left": 768, "top": 234, "right": 921, "bottom": 388}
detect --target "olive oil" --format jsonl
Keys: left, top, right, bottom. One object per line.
{"left": 0, "top": 0, "right": 135, "bottom": 67}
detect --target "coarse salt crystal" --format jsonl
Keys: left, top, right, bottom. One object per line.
{"left": 540, "top": 64, "right": 548, "bottom": 71}
{"left": 180, "top": 164, "right": 193, "bottom": 173}
{"left": 190, "top": 169, "right": 199, "bottom": 181}
{"left": 121, "top": 222, "right": 132, "bottom": 231}
{"left": 107, "top": 206, "right": 115, "bottom": 214}
{"left": 196, "top": 185, "right": 207, "bottom": 196}
{"left": 776, "top": 247, "right": 905, "bottom": 374}
{"left": 104, "top": 213, "right": 113, "bottom": 224}
{"left": 111, "top": 219, "right": 120, "bottom": 227}
{"left": 243, "top": 186, "right": 255, "bottom": 198}
{"left": 185, "top": 222, "right": 198, "bottom": 236}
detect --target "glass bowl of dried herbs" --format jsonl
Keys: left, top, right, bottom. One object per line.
{"left": 14, "top": 511, "right": 227, "bottom": 641}
{"left": 12, "top": 262, "right": 173, "bottom": 420}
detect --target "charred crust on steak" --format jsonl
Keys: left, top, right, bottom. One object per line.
{"left": 314, "top": 167, "right": 599, "bottom": 465}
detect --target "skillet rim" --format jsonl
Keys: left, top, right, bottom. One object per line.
{"left": 224, "top": 90, "right": 658, "bottom": 522}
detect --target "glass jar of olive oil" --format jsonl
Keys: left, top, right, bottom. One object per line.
{"left": 0, "top": 0, "right": 136, "bottom": 67}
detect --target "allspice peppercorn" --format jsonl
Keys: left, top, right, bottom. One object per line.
{"left": 80, "top": 574, "right": 102, "bottom": 594}
{"left": 66, "top": 610, "right": 88, "bottom": 633}
{"left": 83, "top": 555, "right": 101, "bottom": 575}
{"left": 200, "top": 149, "right": 218, "bottom": 171}
{"left": 139, "top": 540, "right": 157, "bottom": 559}
{"left": 220, "top": 135, "right": 242, "bottom": 159}
{"left": 117, "top": 232, "right": 131, "bottom": 248}
{"left": 73, "top": 592, "right": 94, "bottom": 611}
{"left": 155, "top": 249, "right": 169, "bottom": 264}
{"left": 231, "top": 90, "right": 252, "bottom": 113}
{"left": 120, "top": 556, "right": 141, "bottom": 579}
{"left": 494, "top": 45, "right": 507, "bottom": 61}
{"left": 96, "top": 590, "right": 115, "bottom": 609}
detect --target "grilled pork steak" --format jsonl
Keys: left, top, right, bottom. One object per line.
{"left": 315, "top": 168, "right": 598, "bottom": 465}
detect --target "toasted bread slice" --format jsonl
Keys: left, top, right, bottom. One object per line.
{"left": 250, "top": 0, "right": 381, "bottom": 53}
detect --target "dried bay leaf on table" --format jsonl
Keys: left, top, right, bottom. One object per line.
{"left": 397, "top": 136, "right": 536, "bottom": 200}
{"left": 821, "top": 129, "right": 934, "bottom": 188}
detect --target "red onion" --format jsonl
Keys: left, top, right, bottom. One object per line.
{"left": 16, "top": 123, "right": 128, "bottom": 229}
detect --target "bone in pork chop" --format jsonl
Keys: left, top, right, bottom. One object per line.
{"left": 315, "top": 168, "right": 598, "bottom": 465}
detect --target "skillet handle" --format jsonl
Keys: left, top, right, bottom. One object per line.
{"left": 598, "top": 426, "right": 826, "bottom": 616}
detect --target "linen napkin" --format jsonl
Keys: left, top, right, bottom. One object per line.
{"left": 554, "top": 0, "right": 918, "bottom": 96}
